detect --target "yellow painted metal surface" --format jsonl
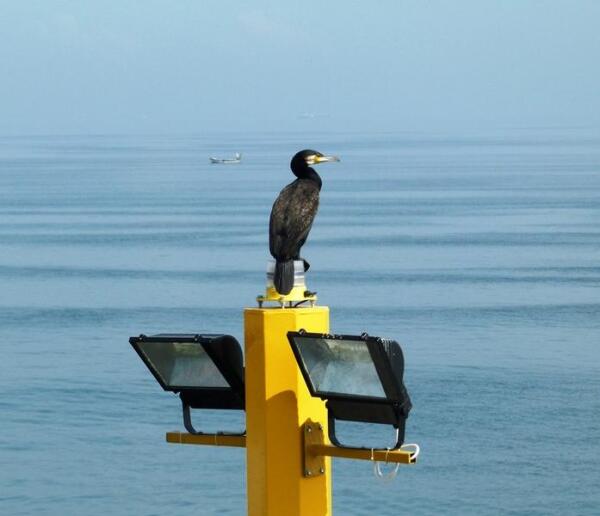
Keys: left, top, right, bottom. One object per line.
{"left": 311, "top": 443, "right": 415, "bottom": 464}
{"left": 244, "top": 306, "right": 332, "bottom": 516}
{"left": 303, "top": 420, "right": 326, "bottom": 477}
{"left": 166, "top": 432, "right": 246, "bottom": 448}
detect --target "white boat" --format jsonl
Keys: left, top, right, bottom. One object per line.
{"left": 209, "top": 152, "right": 241, "bottom": 164}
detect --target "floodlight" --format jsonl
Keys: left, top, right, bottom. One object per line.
{"left": 288, "top": 331, "right": 412, "bottom": 449}
{"left": 129, "top": 333, "right": 245, "bottom": 435}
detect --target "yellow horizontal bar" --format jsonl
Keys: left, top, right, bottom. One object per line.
{"left": 308, "top": 444, "right": 415, "bottom": 464}
{"left": 166, "top": 432, "right": 246, "bottom": 448}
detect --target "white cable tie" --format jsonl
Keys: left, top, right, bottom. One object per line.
{"left": 373, "top": 447, "right": 400, "bottom": 483}
{"left": 400, "top": 443, "right": 420, "bottom": 461}
{"left": 373, "top": 448, "right": 400, "bottom": 484}
{"left": 371, "top": 428, "right": 405, "bottom": 483}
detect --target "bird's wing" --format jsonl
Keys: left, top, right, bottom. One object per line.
{"left": 269, "top": 180, "right": 320, "bottom": 260}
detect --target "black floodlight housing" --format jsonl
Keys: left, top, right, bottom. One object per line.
{"left": 129, "top": 333, "right": 245, "bottom": 435}
{"left": 288, "top": 331, "right": 412, "bottom": 449}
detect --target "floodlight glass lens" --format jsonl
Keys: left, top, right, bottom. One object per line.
{"left": 295, "top": 338, "right": 385, "bottom": 398}
{"left": 139, "top": 341, "right": 229, "bottom": 388}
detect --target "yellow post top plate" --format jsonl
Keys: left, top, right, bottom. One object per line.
{"left": 256, "top": 285, "right": 317, "bottom": 307}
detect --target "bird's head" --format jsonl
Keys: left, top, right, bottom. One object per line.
{"left": 291, "top": 149, "right": 340, "bottom": 176}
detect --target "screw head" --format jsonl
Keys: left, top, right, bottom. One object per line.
{"left": 319, "top": 468, "right": 325, "bottom": 474}
{"left": 307, "top": 426, "right": 312, "bottom": 433}
{"left": 305, "top": 470, "right": 312, "bottom": 476}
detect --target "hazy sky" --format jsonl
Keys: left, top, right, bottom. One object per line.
{"left": 1, "top": 1, "right": 599, "bottom": 134}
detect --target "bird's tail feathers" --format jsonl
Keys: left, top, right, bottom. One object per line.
{"left": 274, "top": 260, "right": 295, "bottom": 295}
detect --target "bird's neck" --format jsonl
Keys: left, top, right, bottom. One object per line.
{"left": 294, "top": 167, "right": 322, "bottom": 190}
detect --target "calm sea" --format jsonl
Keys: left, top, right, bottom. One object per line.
{"left": 1, "top": 130, "right": 599, "bottom": 515}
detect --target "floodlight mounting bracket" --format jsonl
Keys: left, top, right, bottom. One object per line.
{"left": 327, "top": 408, "right": 406, "bottom": 450}
{"left": 181, "top": 399, "right": 246, "bottom": 436}
{"left": 302, "top": 420, "right": 415, "bottom": 478}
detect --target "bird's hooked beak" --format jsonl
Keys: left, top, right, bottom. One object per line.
{"left": 306, "top": 154, "right": 341, "bottom": 165}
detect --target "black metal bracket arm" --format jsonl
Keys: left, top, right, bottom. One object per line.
{"left": 181, "top": 401, "right": 246, "bottom": 437}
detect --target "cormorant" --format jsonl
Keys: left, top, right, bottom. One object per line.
{"left": 269, "top": 149, "right": 340, "bottom": 295}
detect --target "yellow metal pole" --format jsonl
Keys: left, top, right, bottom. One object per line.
{"left": 244, "top": 306, "right": 332, "bottom": 516}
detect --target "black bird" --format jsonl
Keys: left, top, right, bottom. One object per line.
{"left": 269, "top": 149, "right": 340, "bottom": 295}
